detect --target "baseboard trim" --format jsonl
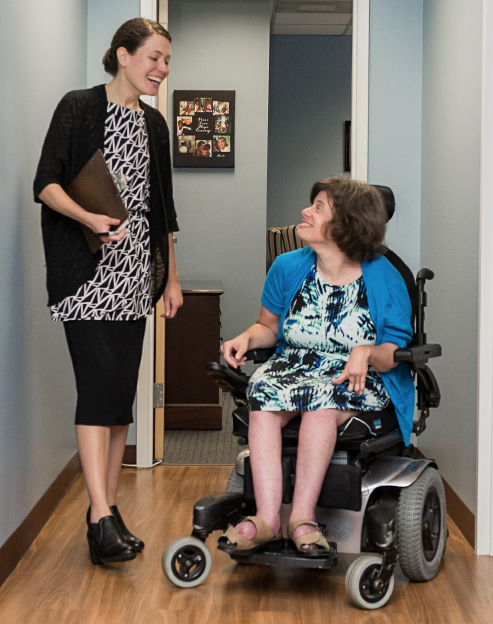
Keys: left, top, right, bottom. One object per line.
{"left": 0, "top": 452, "right": 81, "bottom": 588}
{"left": 442, "top": 477, "right": 475, "bottom": 548}
{"left": 416, "top": 448, "right": 475, "bottom": 548}
{"left": 123, "top": 444, "right": 137, "bottom": 464}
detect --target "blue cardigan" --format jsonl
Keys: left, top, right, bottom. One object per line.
{"left": 260, "top": 247, "right": 415, "bottom": 445}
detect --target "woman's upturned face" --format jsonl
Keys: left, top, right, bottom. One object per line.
{"left": 297, "top": 191, "right": 334, "bottom": 244}
{"left": 117, "top": 33, "right": 171, "bottom": 97}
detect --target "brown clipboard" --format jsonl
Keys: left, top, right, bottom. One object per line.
{"left": 67, "top": 149, "right": 128, "bottom": 253}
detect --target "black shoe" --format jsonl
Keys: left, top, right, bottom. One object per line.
{"left": 110, "top": 505, "right": 145, "bottom": 552}
{"left": 86, "top": 515, "right": 137, "bottom": 564}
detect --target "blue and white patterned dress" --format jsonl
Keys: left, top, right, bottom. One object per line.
{"left": 51, "top": 102, "right": 152, "bottom": 321}
{"left": 247, "top": 264, "right": 390, "bottom": 412}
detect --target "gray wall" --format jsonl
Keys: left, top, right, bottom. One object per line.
{"left": 368, "top": 0, "right": 423, "bottom": 276}
{"left": 87, "top": 0, "right": 139, "bottom": 88}
{"left": 420, "top": 0, "right": 482, "bottom": 514}
{"left": 267, "top": 36, "right": 352, "bottom": 228}
{"left": 168, "top": 1, "right": 271, "bottom": 341}
{"left": 369, "top": 0, "right": 482, "bottom": 514}
{"left": 0, "top": 0, "right": 87, "bottom": 548}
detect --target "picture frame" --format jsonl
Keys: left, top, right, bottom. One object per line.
{"left": 173, "top": 90, "right": 235, "bottom": 168}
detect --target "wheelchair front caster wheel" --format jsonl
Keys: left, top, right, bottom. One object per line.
{"left": 345, "top": 555, "right": 395, "bottom": 610}
{"left": 162, "top": 537, "right": 212, "bottom": 588}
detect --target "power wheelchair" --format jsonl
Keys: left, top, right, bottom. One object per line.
{"left": 162, "top": 187, "right": 445, "bottom": 610}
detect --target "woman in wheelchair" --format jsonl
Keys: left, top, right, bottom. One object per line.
{"left": 220, "top": 177, "right": 415, "bottom": 556}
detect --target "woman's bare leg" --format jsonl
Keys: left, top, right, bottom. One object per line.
{"left": 106, "top": 425, "right": 129, "bottom": 506}
{"left": 76, "top": 425, "right": 112, "bottom": 523}
{"left": 76, "top": 424, "right": 129, "bottom": 521}
{"left": 289, "top": 409, "right": 354, "bottom": 543}
{"left": 236, "top": 410, "right": 297, "bottom": 540}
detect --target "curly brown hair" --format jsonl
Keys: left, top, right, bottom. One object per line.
{"left": 310, "top": 177, "right": 387, "bottom": 262}
{"left": 103, "top": 18, "right": 172, "bottom": 77}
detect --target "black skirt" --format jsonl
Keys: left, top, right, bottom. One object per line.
{"left": 63, "top": 319, "right": 147, "bottom": 426}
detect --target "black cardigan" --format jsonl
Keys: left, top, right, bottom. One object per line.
{"left": 33, "top": 84, "right": 179, "bottom": 307}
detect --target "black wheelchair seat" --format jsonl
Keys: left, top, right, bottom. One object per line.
{"left": 231, "top": 404, "right": 399, "bottom": 443}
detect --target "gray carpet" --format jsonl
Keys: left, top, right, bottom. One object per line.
{"left": 162, "top": 392, "right": 247, "bottom": 465}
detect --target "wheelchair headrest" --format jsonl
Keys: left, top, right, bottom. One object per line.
{"left": 371, "top": 185, "right": 395, "bottom": 222}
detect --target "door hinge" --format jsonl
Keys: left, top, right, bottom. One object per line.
{"left": 153, "top": 383, "right": 164, "bottom": 408}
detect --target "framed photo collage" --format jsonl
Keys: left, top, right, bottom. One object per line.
{"left": 173, "top": 90, "right": 235, "bottom": 168}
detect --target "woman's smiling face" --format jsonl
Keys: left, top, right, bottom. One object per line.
{"left": 117, "top": 33, "right": 171, "bottom": 97}
{"left": 297, "top": 191, "right": 334, "bottom": 244}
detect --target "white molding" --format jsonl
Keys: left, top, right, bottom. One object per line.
{"left": 351, "top": 0, "right": 369, "bottom": 182}
{"left": 135, "top": 0, "right": 158, "bottom": 467}
{"left": 140, "top": 0, "right": 157, "bottom": 21}
{"left": 476, "top": 0, "right": 493, "bottom": 556}
{"left": 136, "top": 314, "right": 155, "bottom": 467}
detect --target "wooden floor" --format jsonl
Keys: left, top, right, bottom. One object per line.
{"left": 1, "top": 465, "right": 493, "bottom": 624}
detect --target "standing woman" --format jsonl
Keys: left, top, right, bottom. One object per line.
{"left": 33, "top": 18, "right": 182, "bottom": 564}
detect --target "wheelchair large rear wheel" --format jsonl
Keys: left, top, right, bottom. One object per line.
{"left": 162, "top": 537, "right": 212, "bottom": 588}
{"left": 345, "top": 555, "right": 395, "bottom": 609}
{"left": 396, "top": 466, "right": 447, "bottom": 581}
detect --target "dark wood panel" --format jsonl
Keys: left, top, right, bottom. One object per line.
{"left": 165, "top": 404, "right": 222, "bottom": 429}
{"left": 442, "top": 475, "right": 475, "bottom": 548}
{"left": 165, "top": 294, "right": 221, "bottom": 405}
{"left": 123, "top": 445, "right": 136, "bottom": 465}
{"left": 164, "top": 288, "right": 223, "bottom": 431}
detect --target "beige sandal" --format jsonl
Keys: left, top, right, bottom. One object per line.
{"left": 218, "top": 516, "right": 282, "bottom": 554}
{"left": 288, "top": 520, "right": 330, "bottom": 556}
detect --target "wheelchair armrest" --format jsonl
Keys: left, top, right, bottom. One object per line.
{"left": 204, "top": 362, "right": 249, "bottom": 394}
{"left": 394, "top": 343, "right": 442, "bottom": 364}
{"left": 204, "top": 347, "right": 276, "bottom": 398}
{"left": 244, "top": 347, "right": 276, "bottom": 363}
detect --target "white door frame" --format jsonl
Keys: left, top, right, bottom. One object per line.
{"left": 135, "top": 0, "right": 158, "bottom": 468}
{"left": 135, "top": 0, "right": 371, "bottom": 466}
{"left": 351, "top": 0, "right": 369, "bottom": 182}
{"left": 476, "top": 0, "right": 493, "bottom": 556}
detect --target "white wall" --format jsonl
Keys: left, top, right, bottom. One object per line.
{"left": 168, "top": 1, "right": 271, "bottom": 341}
{"left": 420, "top": 0, "right": 482, "bottom": 514}
{"left": 267, "top": 35, "right": 352, "bottom": 229}
{"left": 0, "top": 0, "right": 87, "bottom": 547}
{"left": 368, "top": 0, "right": 423, "bottom": 276}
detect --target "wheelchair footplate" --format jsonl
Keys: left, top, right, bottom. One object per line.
{"left": 220, "top": 538, "right": 337, "bottom": 570}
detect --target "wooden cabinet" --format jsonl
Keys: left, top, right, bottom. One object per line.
{"left": 164, "top": 282, "right": 223, "bottom": 429}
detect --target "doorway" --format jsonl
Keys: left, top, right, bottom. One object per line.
{"left": 137, "top": 0, "right": 370, "bottom": 466}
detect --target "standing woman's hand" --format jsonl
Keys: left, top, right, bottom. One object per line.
{"left": 85, "top": 213, "right": 127, "bottom": 244}
{"left": 38, "top": 184, "right": 127, "bottom": 244}
{"left": 163, "top": 279, "right": 183, "bottom": 318}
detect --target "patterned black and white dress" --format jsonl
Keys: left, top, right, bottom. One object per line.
{"left": 247, "top": 264, "right": 390, "bottom": 413}
{"left": 51, "top": 102, "right": 151, "bottom": 321}
{"left": 56, "top": 102, "right": 154, "bottom": 427}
